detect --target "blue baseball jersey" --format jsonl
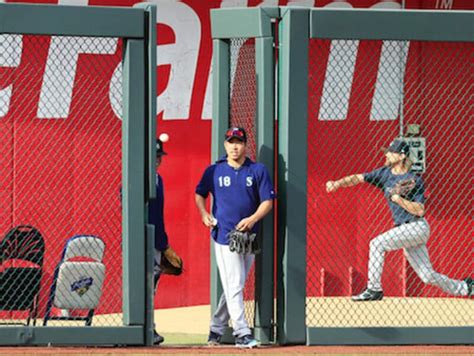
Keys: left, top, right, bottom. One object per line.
{"left": 363, "top": 167, "right": 425, "bottom": 226}
{"left": 195, "top": 157, "right": 276, "bottom": 245}
{"left": 148, "top": 174, "right": 169, "bottom": 251}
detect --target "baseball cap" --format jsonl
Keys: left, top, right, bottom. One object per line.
{"left": 384, "top": 139, "right": 410, "bottom": 156}
{"left": 156, "top": 140, "right": 167, "bottom": 156}
{"left": 225, "top": 127, "right": 247, "bottom": 142}
{"left": 156, "top": 133, "right": 169, "bottom": 156}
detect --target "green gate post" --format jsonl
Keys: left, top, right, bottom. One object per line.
{"left": 122, "top": 37, "right": 146, "bottom": 329}
{"left": 133, "top": 2, "right": 157, "bottom": 346}
{"left": 254, "top": 35, "right": 275, "bottom": 344}
{"left": 210, "top": 37, "right": 230, "bottom": 330}
{"left": 276, "top": 7, "right": 309, "bottom": 346}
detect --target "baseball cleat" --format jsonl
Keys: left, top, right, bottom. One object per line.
{"left": 153, "top": 330, "right": 164, "bottom": 345}
{"left": 464, "top": 277, "right": 473, "bottom": 296}
{"left": 352, "top": 288, "right": 384, "bottom": 301}
{"left": 235, "top": 334, "right": 259, "bottom": 349}
{"left": 207, "top": 331, "right": 222, "bottom": 346}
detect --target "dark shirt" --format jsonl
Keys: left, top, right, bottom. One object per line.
{"left": 196, "top": 157, "right": 275, "bottom": 245}
{"left": 149, "top": 174, "right": 169, "bottom": 251}
{"left": 364, "top": 166, "right": 425, "bottom": 226}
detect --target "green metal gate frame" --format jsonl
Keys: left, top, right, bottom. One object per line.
{"left": 0, "top": 2, "right": 156, "bottom": 346}
{"left": 279, "top": 7, "right": 474, "bottom": 346}
{"left": 277, "top": 7, "right": 308, "bottom": 346}
{"left": 212, "top": 5, "right": 474, "bottom": 346}
{"left": 210, "top": 7, "right": 278, "bottom": 345}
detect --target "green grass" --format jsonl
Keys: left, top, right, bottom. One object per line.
{"left": 160, "top": 332, "right": 208, "bottom": 346}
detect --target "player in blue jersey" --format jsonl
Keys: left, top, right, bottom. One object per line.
{"left": 326, "top": 139, "right": 473, "bottom": 301}
{"left": 149, "top": 133, "right": 170, "bottom": 345}
{"left": 195, "top": 127, "right": 275, "bottom": 349}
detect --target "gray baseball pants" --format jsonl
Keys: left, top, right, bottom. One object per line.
{"left": 210, "top": 241, "right": 254, "bottom": 338}
{"left": 368, "top": 219, "right": 468, "bottom": 296}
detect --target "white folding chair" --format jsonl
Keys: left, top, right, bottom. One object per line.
{"left": 43, "top": 235, "right": 106, "bottom": 326}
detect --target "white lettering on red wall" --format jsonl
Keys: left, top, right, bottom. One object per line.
{"left": 319, "top": 1, "right": 409, "bottom": 121}
{"left": 38, "top": 37, "right": 117, "bottom": 119}
{"left": 153, "top": 0, "right": 201, "bottom": 120}
{"left": 0, "top": 35, "right": 22, "bottom": 118}
{"left": 1, "top": 1, "right": 470, "bottom": 121}
{"left": 436, "top": 0, "right": 454, "bottom": 9}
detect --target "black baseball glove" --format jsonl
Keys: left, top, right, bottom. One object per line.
{"left": 160, "top": 246, "right": 183, "bottom": 276}
{"left": 227, "top": 229, "right": 260, "bottom": 255}
{"left": 391, "top": 178, "right": 416, "bottom": 198}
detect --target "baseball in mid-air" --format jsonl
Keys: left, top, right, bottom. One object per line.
{"left": 159, "top": 133, "right": 169, "bottom": 142}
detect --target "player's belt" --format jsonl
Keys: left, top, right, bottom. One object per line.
{"left": 395, "top": 216, "right": 424, "bottom": 227}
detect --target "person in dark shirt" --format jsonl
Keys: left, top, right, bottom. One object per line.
{"left": 326, "top": 139, "right": 472, "bottom": 301}
{"left": 149, "top": 133, "right": 170, "bottom": 345}
{"left": 120, "top": 133, "right": 175, "bottom": 344}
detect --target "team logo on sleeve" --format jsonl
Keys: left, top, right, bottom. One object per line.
{"left": 246, "top": 177, "right": 253, "bottom": 187}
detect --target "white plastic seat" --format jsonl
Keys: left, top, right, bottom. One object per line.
{"left": 43, "top": 235, "right": 106, "bottom": 326}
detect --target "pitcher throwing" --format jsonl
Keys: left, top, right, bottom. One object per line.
{"left": 326, "top": 139, "right": 473, "bottom": 301}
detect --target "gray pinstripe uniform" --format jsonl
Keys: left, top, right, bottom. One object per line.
{"left": 364, "top": 167, "right": 468, "bottom": 296}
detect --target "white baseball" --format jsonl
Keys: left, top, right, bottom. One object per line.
{"left": 159, "top": 133, "right": 169, "bottom": 142}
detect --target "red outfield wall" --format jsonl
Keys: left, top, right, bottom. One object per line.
{"left": 307, "top": 39, "right": 472, "bottom": 298}
{"left": 0, "top": 0, "right": 472, "bottom": 318}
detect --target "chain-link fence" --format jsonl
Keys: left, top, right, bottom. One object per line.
{"left": 229, "top": 37, "right": 257, "bottom": 327}
{"left": 307, "top": 38, "right": 472, "bottom": 327}
{"left": 0, "top": 34, "right": 124, "bottom": 327}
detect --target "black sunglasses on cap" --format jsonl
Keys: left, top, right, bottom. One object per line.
{"left": 225, "top": 127, "right": 247, "bottom": 142}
